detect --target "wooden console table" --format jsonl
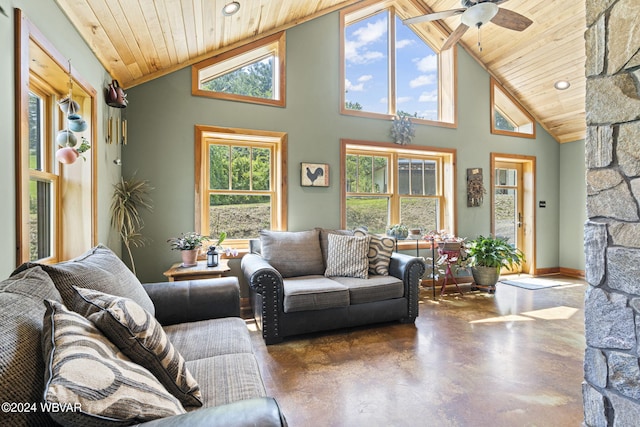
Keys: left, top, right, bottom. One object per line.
{"left": 163, "top": 259, "right": 230, "bottom": 282}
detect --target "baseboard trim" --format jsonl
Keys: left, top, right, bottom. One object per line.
{"left": 559, "top": 267, "right": 585, "bottom": 278}
{"left": 535, "top": 267, "right": 560, "bottom": 276}
{"left": 534, "top": 267, "right": 585, "bottom": 278}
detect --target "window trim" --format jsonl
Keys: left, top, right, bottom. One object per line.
{"left": 192, "top": 32, "right": 286, "bottom": 108}
{"left": 490, "top": 77, "right": 536, "bottom": 139}
{"left": 195, "top": 125, "right": 288, "bottom": 250}
{"left": 339, "top": 1, "right": 457, "bottom": 128}
{"left": 340, "top": 139, "right": 456, "bottom": 242}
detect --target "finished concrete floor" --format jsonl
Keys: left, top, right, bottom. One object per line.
{"left": 249, "top": 276, "right": 587, "bottom": 426}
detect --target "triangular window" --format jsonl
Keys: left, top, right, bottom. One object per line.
{"left": 193, "top": 32, "right": 285, "bottom": 107}
{"left": 490, "top": 77, "right": 535, "bottom": 138}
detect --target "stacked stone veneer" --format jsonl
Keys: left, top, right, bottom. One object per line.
{"left": 583, "top": 0, "right": 640, "bottom": 425}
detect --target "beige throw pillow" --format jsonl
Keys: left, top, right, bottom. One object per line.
{"left": 324, "top": 234, "right": 371, "bottom": 279}
{"left": 354, "top": 229, "right": 395, "bottom": 276}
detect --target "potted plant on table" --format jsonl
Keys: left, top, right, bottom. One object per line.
{"left": 465, "top": 235, "right": 525, "bottom": 291}
{"left": 167, "top": 232, "right": 207, "bottom": 267}
{"left": 387, "top": 224, "right": 409, "bottom": 240}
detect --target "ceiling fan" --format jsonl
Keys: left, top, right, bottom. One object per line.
{"left": 403, "top": 0, "right": 533, "bottom": 51}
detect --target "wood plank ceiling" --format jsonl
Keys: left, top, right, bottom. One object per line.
{"left": 54, "top": 0, "right": 586, "bottom": 143}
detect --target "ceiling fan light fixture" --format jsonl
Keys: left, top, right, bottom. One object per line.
{"left": 222, "top": 1, "right": 240, "bottom": 16}
{"left": 461, "top": 2, "right": 498, "bottom": 28}
{"left": 554, "top": 80, "right": 571, "bottom": 90}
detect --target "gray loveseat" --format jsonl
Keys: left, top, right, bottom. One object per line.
{"left": 0, "top": 245, "right": 286, "bottom": 427}
{"left": 241, "top": 228, "right": 426, "bottom": 345}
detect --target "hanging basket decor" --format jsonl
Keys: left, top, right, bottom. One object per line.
{"left": 55, "top": 60, "right": 91, "bottom": 164}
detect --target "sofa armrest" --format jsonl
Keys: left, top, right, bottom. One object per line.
{"left": 143, "top": 277, "right": 240, "bottom": 326}
{"left": 241, "top": 253, "right": 284, "bottom": 344}
{"left": 241, "top": 254, "right": 283, "bottom": 295}
{"left": 389, "top": 253, "right": 426, "bottom": 322}
{"left": 139, "top": 397, "right": 287, "bottom": 427}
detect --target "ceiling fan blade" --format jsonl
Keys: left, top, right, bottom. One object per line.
{"left": 442, "top": 23, "right": 469, "bottom": 51}
{"left": 491, "top": 8, "right": 533, "bottom": 31}
{"left": 403, "top": 9, "right": 465, "bottom": 25}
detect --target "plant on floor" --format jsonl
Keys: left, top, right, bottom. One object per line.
{"left": 465, "top": 235, "right": 525, "bottom": 288}
{"left": 110, "top": 176, "right": 153, "bottom": 276}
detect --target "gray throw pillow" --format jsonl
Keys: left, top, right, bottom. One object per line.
{"left": 324, "top": 233, "right": 371, "bottom": 279}
{"left": 13, "top": 244, "right": 155, "bottom": 316}
{"left": 260, "top": 230, "right": 324, "bottom": 277}
{"left": 72, "top": 287, "right": 202, "bottom": 407}
{"left": 41, "top": 300, "right": 186, "bottom": 426}
{"left": 354, "top": 229, "right": 395, "bottom": 276}
{"left": 0, "top": 267, "right": 62, "bottom": 427}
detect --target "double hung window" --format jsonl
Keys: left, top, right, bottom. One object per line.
{"left": 195, "top": 126, "right": 287, "bottom": 249}
{"left": 27, "top": 83, "right": 58, "bottom": 261}
{"left": 343, "top": 141, "right": 455, "bottom": 236}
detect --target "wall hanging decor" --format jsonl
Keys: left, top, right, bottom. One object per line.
{"left": 105, "top": 79, "right": 128, "bottom": 108}
{"left": 466, "top": 168, "right": 486, "bottom": 207}
{"left": 301, "top": 163, "right": 329, "bottom": 187}
{"left": 390, "top": 115, "right": 415, "bottom": 145}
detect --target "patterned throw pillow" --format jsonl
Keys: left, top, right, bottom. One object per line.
{"left": 324, "top": 233, "right": 371, "bottom": 279}
{"left": 41, "top": 300, "right": 186, "bottom": 426}
{"left": 72, "top": 287, "right": 202, "bottom": 407}
{"left": 354, "top": 229, "right": 395, "bottom": 276}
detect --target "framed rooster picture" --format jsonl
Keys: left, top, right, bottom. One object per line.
{"left": 301, "top": 163, "right": 329, "bottom": 187}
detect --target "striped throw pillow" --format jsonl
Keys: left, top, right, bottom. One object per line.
{"left": 354, "top": 229, "right": 395, "bottom": 276}
{"left": 72, "top": 287, "right": 202, "bottom": 407}
{"left": 324, "top": 233, "right": 371, "bottom": 279}
{"left": 42, "top": 300, "right": 186, "bottom": 426}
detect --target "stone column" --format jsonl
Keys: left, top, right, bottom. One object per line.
{"left": 584, "top": 0, "right": 640, "bottom": 425}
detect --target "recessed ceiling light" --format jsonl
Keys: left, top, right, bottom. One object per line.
{"left": 222, "top": 1, "right": 240, "bottom": 16}
{"left": 554, "top": 80, "right": 571, "bottom": 90}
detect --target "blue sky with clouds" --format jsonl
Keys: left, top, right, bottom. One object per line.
{"left": 345, "top": 11, "right": 439, "bottom": 120}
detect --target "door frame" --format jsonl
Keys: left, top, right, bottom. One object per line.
{"left": 490, "top": 153, "right": 536, "bottom": 275}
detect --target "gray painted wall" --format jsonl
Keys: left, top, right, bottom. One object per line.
{"left": 0, "top": 4, "right": 585, "bottom": 283}
{"left": 0, "top": 0, "right": 117, "bottom": 279}
{"left": 559, "top": 140, "right": 587, "bottom": 271}
{"left": 123, "top": 11, "right": 573, "bottom": 284}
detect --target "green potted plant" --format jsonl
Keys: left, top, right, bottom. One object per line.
{"left": 466, "top": 235, "right": 525, "bottom": 290}
{"left": 167, "top": 232, "right": 208, "bottom": 267}
{"left": 110, "top": 176, "right": 153, "bottom": 276}
{"left": 387, "top": 224, "right": 409, "bottom": 240}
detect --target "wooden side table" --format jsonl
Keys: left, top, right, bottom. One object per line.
{"left": 163, "top": 259, "right": 230, "bottom": 282}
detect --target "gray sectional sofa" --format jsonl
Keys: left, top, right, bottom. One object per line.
{"left": 241, "top": 228, "right": 426, "bottom": 345}
{"left": 0, "top": 245, "right": 286, "bottom": 427}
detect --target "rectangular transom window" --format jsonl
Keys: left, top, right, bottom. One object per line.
{"left": 195, "top": 125, "right": 287, "bottom": 249}
{"left": 341, "top": 2, "right": 456, "bottom": 127}
{"left": 192, "top": 32, "right": 286, "bottom": 107}
{"left": 342, "top": 140, "right": 456, "bottom": 236}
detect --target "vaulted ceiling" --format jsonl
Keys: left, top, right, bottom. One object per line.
{"left": 55, "top": 0, "right": 586, "bottom": 143}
